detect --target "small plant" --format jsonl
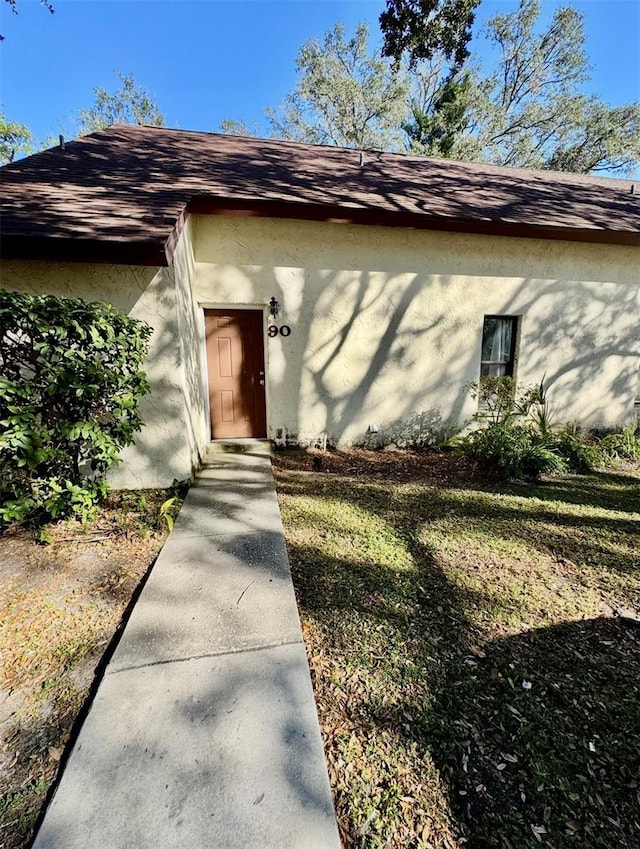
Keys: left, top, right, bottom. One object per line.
{"left": 521, "top": 376, "right": 554, "bottom": 436}
{"left": 598, "top": 418, "right": 640, "bottom": 464}
{"left": 472, "top": 376, "right": 517, "bottom": 423}
{"left": 157, "top": 496, "right": 177, "bottom": 532}
{"left": 153, "top": 480, "right": 188, "bottom": 532}
{"left": 108, "top": 487, "right": 184, "bottom": 537}
{"left": 459, "top": 377, "right": 599, "bottom": 480}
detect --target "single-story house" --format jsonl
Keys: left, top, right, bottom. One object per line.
{"left": 1, "top": 124, "right": 638, "bottom": 488}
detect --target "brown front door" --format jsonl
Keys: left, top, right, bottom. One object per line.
{"left": 205, "top": 309, "right": 266, "bottom": 439}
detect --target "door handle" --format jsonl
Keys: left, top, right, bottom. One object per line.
{"left": 259, "top": 379, "right": 265, "bottom": 386}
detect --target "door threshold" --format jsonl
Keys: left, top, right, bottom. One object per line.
{"left": 205, "top": 438, "right": 272, "bottom": 457}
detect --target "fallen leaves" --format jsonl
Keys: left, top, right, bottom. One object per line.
{"left": 0, "top": 490, "right": 179, "bottom": 849}
{"left": 274, "top": 449, "right": 640, "bottom": 849}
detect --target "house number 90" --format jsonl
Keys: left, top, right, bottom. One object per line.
{"left": 268, "top": 325, "right": 291, "bottom": 337}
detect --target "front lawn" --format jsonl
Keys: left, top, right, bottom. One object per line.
{"left": 273, "top": 449, "right": 640, "bottom": 849}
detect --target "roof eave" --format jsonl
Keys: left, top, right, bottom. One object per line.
{"left": 0, "top": 235, "right": 169, "bottom": 267}
{"left": 186, "top": 197, "right": 640, "bottom": 248}
{"left": 2, "top": 199, "right": 637, "bottom": 268}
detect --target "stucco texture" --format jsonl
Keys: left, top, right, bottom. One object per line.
{"left": 1, "top": 259, "right": 195, "bottom": 488}
{"left": 192, "top": 215, "right": 640, "bottom": 448}
{"left": 3, "top": 214, "right": 638, "bottom": 488}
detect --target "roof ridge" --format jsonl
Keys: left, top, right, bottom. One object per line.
{"left": 75, "top": 123, "right": 638, "bottom": 189}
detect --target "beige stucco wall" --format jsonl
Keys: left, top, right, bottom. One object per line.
{"left": 192, "top": 215, "right": 640, "bottom": 447}
{"left": 2, "top": 215, "right": 638, "bottom": 487}
{"left": 1, "top": 258, "right": 196, "bottom": 488}
{"left": 171, "top": 216, "right": 209, "bottom": 469}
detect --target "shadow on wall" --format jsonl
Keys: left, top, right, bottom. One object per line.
{"left": 0, "top": 263, "right": 158, "bottom": 318}
{"left": 261, "top": 267, "right": 476, "bottom": 448}
{"left": 364, "top": 410, "right": 450, "bottom": 449}
{"left": 269, "top": 271, "right": 638, "bottom": 447}
{"left": 111, "top": 266, "right": 199, "bottom": 488}
{"left": 499, "top": 277, "right": 640, "bottom": 425}
{"left": 173, "top": 221, "right": 207, "bottom": 472}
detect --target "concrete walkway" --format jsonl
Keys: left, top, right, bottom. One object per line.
{"left": 33, "top": 451, "right": 341, "bottom": 849}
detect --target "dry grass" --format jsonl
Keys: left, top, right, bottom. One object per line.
{"left": 2, "top": 449, "right": 638, "bottom": 849}
{"left": 273, "top": 448, "right": 640, "bottom": 849}
{"left": 0, "top": 490, "right": 182, "bottom": 849}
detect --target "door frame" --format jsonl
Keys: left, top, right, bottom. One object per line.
{"left": 198, "top": 303, "right": 270, "bottom": 441}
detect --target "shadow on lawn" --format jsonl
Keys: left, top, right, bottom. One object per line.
{"left": 505, "top": 469, "right": 640, "bottom": 515}
{"left": 285, "top": 464, "right": 639, "bottom": 608}
{"left": 277, "top": 464, "right": 640, "bottom": 849}
{"left": 427, "top": 617, "right": 640, "bottom": 849}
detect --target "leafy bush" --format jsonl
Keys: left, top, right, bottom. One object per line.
{"left": 598, "top": 418, "right": 640, "bottom": 464}
{"left": 0, "top": 291, "right": 151, "bottom": 526}
{"left": 459, "top": 377, "right": 638, "bottom": 479}
{"left": 547, "top": 426, "right": 602, "bottom": 474}
{"left": 458, "top": 421, "right": 565, "bottom": 480}
{"left": 459, "top": 377, "right": 603, "bottom": 479}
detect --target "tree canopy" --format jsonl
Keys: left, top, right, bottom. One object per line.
{"left": 0, "top": 113, "right": 32, "bottom": 164}
{"left": 452, "top": 0, "right": 640, "bottom": 173}
{"left": 75, "top": 72, "right": 165, "bottom": 135}
{"left": 380, "top": 0, "right": 480, "bottom": 68}
{"left": 265, "top": 23, "right": 409, "bottom": 151}
{"left": 232, "top": 2, "right": 639, "bottom": 176}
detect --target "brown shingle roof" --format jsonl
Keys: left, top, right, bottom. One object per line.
{"left": 1, "top": 124, "right": 638, "bottom": 265}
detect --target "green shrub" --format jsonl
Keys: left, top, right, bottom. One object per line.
{"left": 598, "top": 418, "right": 640, "bottom": 464}
{"left": 457, "top": 421, "right": 565, "bottom": 480}
{"left": 546, "top": 427, "right": 602, "bottom": 473}
{"left": 0, "top": 290, "right": 152, "bottom": 526}
{"left": 461, "top": 377, "right": 639, "bottom": 479}
{"left": 459, "top": 377, "right": 562, "bottom": 479}
{"left": 460, "top": 377, "right": 601, "bottom": 479}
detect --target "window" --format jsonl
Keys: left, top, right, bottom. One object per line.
{"left": 480, "top": 316, "right": 518, "bottom": 378}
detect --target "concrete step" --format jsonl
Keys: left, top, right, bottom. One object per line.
{"left": 205, "top": 439, "right": 272, "bottom": 460}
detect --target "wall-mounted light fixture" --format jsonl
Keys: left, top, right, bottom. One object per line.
{"left": 268, "top": 296, "right": 280, "bottom": 319}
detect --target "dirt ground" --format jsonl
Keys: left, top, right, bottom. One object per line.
{"left": 273, "top": 444, "right": 478, "bottom": 482}
{"left": 0, "top": 491, "right": 180, "bottom": 849}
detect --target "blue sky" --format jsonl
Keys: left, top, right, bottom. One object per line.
{"left": 1, "top": 0, "right": 639, "bottom": 145}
